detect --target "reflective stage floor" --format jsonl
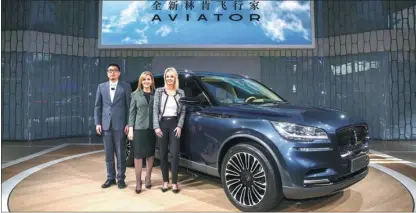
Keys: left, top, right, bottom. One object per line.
{"left": 2, "top": 144, "right": 416, "bottom": 212}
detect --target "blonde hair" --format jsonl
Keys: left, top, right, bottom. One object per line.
{"left": 136, "top": 71, "right": 155, "bottom": 91}
{"left": 164, "top": 67, "right": 179, "bottom": 90}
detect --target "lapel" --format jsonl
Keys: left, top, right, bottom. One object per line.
{"left": 174, "top": 90, "right": 181, "bottom": 104}
{"left": 164, "top": 89, "right": 181, "bottom": 109}
{"left": 104, "top": 82, "right": 112, "bottom": 104}
{"left": 113, "top": 82, "right": 123, "bottom": 104}
{"left": 150, "top": 92, "right": 154, "bottom": 106}
{"left": 138, "top": 90, "right": 147, "bottom": 106}
{"left": 139, "top": 90, "right": 154, "bottom": 106}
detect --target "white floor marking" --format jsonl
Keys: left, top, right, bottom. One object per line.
{"left": 1, "top": 150, "right": 104, "bottom": 212}
{"left": 369, "top": 163, "right": 416, "bottom": 212}
{"left": 1, "top": 143, "right": 103, "bottom": 169}
{"left": 370, "top": 149, "right": 416, "bottom": 169}
{"left": 1, "top": 144, "right": 69, "bottom": 169}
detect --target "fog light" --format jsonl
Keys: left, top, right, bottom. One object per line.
{"left": 296, "top": 147, "right": 333, "bottom": 152}
{"left": 304, "top": 179, "right": 331, "bottom": 185}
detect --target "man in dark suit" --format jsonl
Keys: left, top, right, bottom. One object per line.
{"left": 94, "top": 63, "right": 132, "bottom": 189}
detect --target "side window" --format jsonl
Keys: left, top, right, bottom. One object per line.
{"left": 202, "top": 82, "right": 236, "bottom": 104}
{"left": 179, "top": 75, "right": 202, "bottom": 98}
{"left": 179, "top": 75, "right": 209, "bottom": 104}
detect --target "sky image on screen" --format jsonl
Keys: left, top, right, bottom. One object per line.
{"left": 100, "top": 0, "right": 313, "bottom": 47}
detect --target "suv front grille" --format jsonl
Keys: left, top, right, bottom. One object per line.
{"left": 336, "top": 125, "right": 368, "bottom": 157}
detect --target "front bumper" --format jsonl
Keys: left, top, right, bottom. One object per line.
{"left": 282, "top": 166, "right": 368, "bottom": 200}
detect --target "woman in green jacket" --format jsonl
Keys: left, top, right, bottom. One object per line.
{"left": 128, "top": 71, "right": 156, "bottom": 194}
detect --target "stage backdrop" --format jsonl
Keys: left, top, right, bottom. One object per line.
{"left": 1, "top": 0, "right": 415, "bottom": 141}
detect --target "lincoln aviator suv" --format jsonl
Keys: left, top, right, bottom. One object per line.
{"left": 125, "top": 71, "right": 370, "bottom": 212}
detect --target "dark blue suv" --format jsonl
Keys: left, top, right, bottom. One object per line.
{"left": 126, "top": 71, "right": 370, "bottom": 212}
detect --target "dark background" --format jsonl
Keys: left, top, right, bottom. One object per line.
{"left": 2, "top": 0, "right": 415, "bottom": 141}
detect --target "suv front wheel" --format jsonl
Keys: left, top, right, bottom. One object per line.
{"left": 221, "top": 143, "right": 283, "bottom": 212}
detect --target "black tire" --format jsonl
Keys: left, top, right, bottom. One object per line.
{"left": 221, "top": 143, "right": 283, "bottom": 212}
{"left": 125, "top": 137, "right": 134, "bottom": 167}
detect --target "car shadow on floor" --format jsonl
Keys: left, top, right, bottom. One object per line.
{"left": 138, "top": 159, "right": 347, "bottom": 211}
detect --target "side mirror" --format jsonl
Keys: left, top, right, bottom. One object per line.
{"left": 179, "top": 97, "right": 201, "bottom": 106}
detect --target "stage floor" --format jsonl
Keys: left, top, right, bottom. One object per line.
{"left": 2, "top": 144, "right": 416, "bottom": 212}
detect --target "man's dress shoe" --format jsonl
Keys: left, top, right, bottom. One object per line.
{"left": 118, "top": 180, "right": 127, "bottom": 189}
{"left": 101, "top": 179, "right": 116, "bottom": 188}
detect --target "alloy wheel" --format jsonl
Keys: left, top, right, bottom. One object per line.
{"left": 225, "top": 152, "right": 267, "bottom": 207}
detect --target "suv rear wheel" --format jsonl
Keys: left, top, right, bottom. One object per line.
{"left": 221, "top": 143, "right": 283, "bottom": 212}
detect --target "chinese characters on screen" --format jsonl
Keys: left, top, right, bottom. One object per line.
{"left": 150, "top": 0, "right": 261, "bottom": 22}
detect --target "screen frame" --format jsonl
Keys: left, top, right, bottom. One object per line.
{"left": 97, "top": 0, "right": 316, "bottom": 49}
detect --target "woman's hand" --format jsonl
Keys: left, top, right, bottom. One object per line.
{"left": 127, "top": 127, "right": 134, "bottom": 140}
{"left": 174, "top": 127, "right": 182, "bottom": 138}
{"left": 155, "top": 128, "right": 163, "bottom": 138}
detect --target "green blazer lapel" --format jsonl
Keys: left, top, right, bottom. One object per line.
{"left": 138, "top": 90, "right": 145, "bottom": 105}
{"left": 139, "top": 90, "right": 154, "bottom": 106}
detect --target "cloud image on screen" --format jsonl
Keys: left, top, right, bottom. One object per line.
{"left": 99, "top": 0, "right": 313, "bottom": 47}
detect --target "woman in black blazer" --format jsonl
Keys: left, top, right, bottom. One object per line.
{"left": 128, "top": 71, "right": 156, "bottom": 194}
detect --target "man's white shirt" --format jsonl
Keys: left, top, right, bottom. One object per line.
{"left": 109, "top": 81, "right": 118, "bottom": 103}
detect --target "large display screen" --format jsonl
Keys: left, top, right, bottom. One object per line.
{"left": 98, "top": 0, "right": 315, "bottom": 49}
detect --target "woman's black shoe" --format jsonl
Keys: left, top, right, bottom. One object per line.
{"left": 172, "top": 189, "right": 180, "bottom": 194}
{"left": 161, "top": 182, "right": 169, "bottom": 192}
{"left": 136, "top": 180, "right": 142, "bottom": 194}
{"left": 145, "top": 176, "right": 152, "bottom": 189}
{"left": 172, "top": 184, "right": 180, "bottom": 194}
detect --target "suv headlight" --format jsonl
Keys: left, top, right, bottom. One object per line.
{"left": 271, "top": 122, "right": 328, "bottom": 141}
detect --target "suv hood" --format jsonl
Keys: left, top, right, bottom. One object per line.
{"left": 216, "top": 103, "right": 365, "bottom": 132}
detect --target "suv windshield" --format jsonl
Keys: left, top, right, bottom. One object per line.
{"left": 197, "top": 75, "right": 285, "bottom": 105}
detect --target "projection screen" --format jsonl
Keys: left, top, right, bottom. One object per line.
{"left": 98, "top": 0, "right": 315, "bottom": 49}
